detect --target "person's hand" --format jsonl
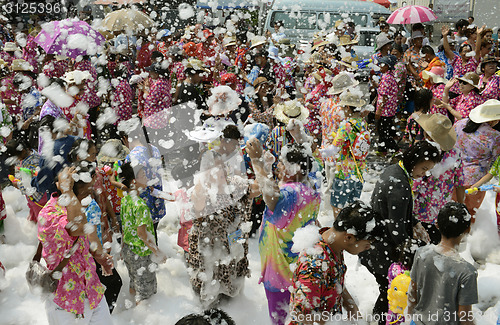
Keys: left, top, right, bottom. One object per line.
{"left": 246, "top": 137, "right": 263, "bottom": 160}
{"left": 287, "top": 118, "right": 303, "bottom": 137}
{"left": 375, "top": 110, "right": 381, "bottom": 120}
{"left": 478, "top": 25, "right": 486, "bottom": 36}
{"left": 95, "top": 252, "right": 114, "bottom": 276}
{"left": 494, "top": 186, "right": 500, "bottom": 193}
{"left": 445, "top": 78, "right": 457, "bottom": 90}
{"left": 413, "top": 222, "right": 430, "bottom": 244}
{"left": 57, "top": 166, "right": 76, "bottom": 194}
{"left": 441, "top": 25, "right": 450, "bottom": 37}
{"left": 419, "top": 60, "right": 429, "bottom": 69}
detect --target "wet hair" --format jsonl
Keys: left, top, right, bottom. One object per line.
{"left": 68, "top": 138, "right": 96, "bottom": 163}
{"left": 464, "top": 26, "right": 477, "bottom": 38}
{"left": 462, "top": 118, "right": 482, "bottom": 133}
{"left": 119, "top": 161, "right": 136, "bottom": 188}
{"left": 414, "top": 88, "right": 433, "bottom": 113}
{"left": 412, "top": 23, "right": 424, "bottom": 32}
{"left": 5, "top": 138, "right": 29, "bottom": 158}
{"left": 392, "top": 43, "right": 404, "bottom": 55}
{"left": 459, "top": 43, "right": 472, "bottom": 54}
{"left": 455, "top": 19, "right": 468, "bottom": 31}
{"left": 333, "top": 201, "right": 384, "bottom": 241}
{"left": 401, "top": 140, "right": 442, "bottom": 173}
{"left": 151, "top": 50, "right": 164, "bottom": 62}
{"left": 380, "top": 22, "right": 389, "bottom": 30}
{"left": 281, "top": 142, "right": 314, "bottom": 176}
{"left": 437, "top": 202, "right": 471, "bottom": 238}
{"left": 72, "top": 160, "right": 96, "bottom": 197}
{"left": 421, "top": 45, "right": 435, "bottom": 56}
{"left": 39, "top": 115, "right": 56, "bottom": 133}
{"left": 222, "top": 124, "right": 241, "bottom": 140}
{"left": 175, "top": 309, "right": 235, "bottom": 325}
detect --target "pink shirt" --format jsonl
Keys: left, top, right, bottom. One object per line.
{"left": 112, "top": 79, "right": 133, "bottom": 123}
{"left": 479, "top": 74, "right": 500, "bottom": 100}
{"left": 37, "top": 195, "right": 105, "bottom": 315}
{"left": 430, "top": 83, "right": 447, "bottom": 116}
{"left": 143, "top": 77, "right": 172, "bottom": 119}
{"left": 377, "top": 70, "right": 399, "bottom": 117}
{"left": 451, "top": 91, "right": 486, "bottom": 119}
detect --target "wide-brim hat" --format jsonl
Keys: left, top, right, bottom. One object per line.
{"left": 311, "top": 39, "right": 331, "bottom": 52}
{"left": 185, "top": 58, "right": 210, "bottom": 73}
{"left": 339, "top": 35, "right": 358, "bottom": 46}
{"left": 97, "top": 139, "right": 130, "bottom": 164}
{"left": 274, "top": 100, "right": 309, "bottom": 124}
{"left": 422, "top": 68, "right": 447, "bottom": 84}
{"left": 376, "top": 34, "right": 393, "bottom": 50}
{"left": 250, "top": 36, "right": 267, "bottom": 49}
{"left": 10, "top": 59, "right": 34, "bottom": 72}
{"left": 311, "top": 68, "right": 332, "bottom": 81}
{"left": 469, "top": 99, "right": 500, "bottom": 124}
{"left": 415, "top": 114, "right": 456, "bottom": 151}
{"left": 457, "top": 72, "right": 480, "bottom": 89}
{"left": 338, "top": 90, "right": 366, "bottom": 107}
{"left": 3, "top": 42, "right": 20, "bottom": 52}
{"left": 327, "top": 72, "right": 359, "bottom": 95}
{"left": 480, "top": 55, "right": 499, "bottom": 69}
{"left": 63, "top": 70, "right": 91, "bottom": 84}
{"left": 268, "top": 46, "right": 282, "bottom": 61}
{"left": 253, "top": 76, "right": 270, "bottom": 88}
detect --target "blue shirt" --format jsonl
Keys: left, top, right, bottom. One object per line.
{"left": 85, "top": 199, "right": 102, "bottom": 243}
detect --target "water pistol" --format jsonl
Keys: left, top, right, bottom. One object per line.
{"left": 8, "top": 175, "right": 19, "bottom": 183}
{"left": 465, "top": 184, "right": 498, "bottom": 194}
{"left": 353, "top": 58, "right": 373, "bottom": 69}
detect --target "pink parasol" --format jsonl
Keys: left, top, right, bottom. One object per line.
{"left": 387, "top": 5, "right": 437, "bottom": 25}
{"left": 34, "top": 18, "right": 105, "bottom": 59}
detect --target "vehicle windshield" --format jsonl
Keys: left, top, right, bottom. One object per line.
{"left": 271, "top": 11, "right": 317, "bottom": 30}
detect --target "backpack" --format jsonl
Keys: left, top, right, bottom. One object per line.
{"left": 348, "top": 121, "right": 371, "bottom": 161}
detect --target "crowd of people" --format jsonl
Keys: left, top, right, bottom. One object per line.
{"left": 0, "top": 6, "right": 500, "bottom": 325}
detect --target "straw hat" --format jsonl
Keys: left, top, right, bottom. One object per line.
{"left": 422, "top": 66, "right": 447, "bottom": 84}
{"left": 457, "top": 72, "right": 480, "bottom": 89}
{"left": 250, "top": 36, "right": 267, "bottom": 49}
{"left": 63, "top": 70, "right": 91, "bottom": 84}
{"left": 339, "top": 90, "right": 366, "bottom": 107}
{"left": 97, "top": 139, "right": 130, "bottom": 164}
{"left": 0, "top": 59, "right": 7, "bottom": 69}
{"left": 10, "top": 59, "right": 33, "bottom": 72}
{"left": 3, "top": 42, "right": 20, "bottom": 52}
{"left": 415, "top": 114, "right": 456, "bottom": 151}
{"left": 274, "top": 100, "right": 309, "bottom": 124}
{"left": 339, "top": 35, "right": 358, "bottom": 46}
{"left": 185, "top": 58, "right": 210, "bottom": 73}
{"left": 469, "top": 99, "right": 500, "bottom": 123}
{"left": 480, "top": 55, "right": 499, "bottom": 70}
{"left": 327, "top": 72, "right": 359, "bottom": 95}
{"left": 311, "top": 68, "right": 332, "bottom": 81}
{"left": 253, "top": 76, "right": 270, "bottom": 88}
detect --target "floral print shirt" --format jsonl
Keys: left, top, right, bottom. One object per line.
{"left": 289, "top": 230, "right": 346, "bottom": 322}
{"left": 143, "top": 77, "right": 172, "bottom": 122}
{"left": 450, "top": 91, "right": 486, "bottom": 119}
{"left": 450, "top": 55, "right": 478, "bottom": 94}
{"left": 331, "top": 118, "right": 368, "bottom": 180}
{"left": 111, "top": 78, "right": 133, "bottom": 123}
{"left": 42, "top": 59, "right": 69, "bottom": 79}
{"left": 377, "top": 70, "right": 399, "bottom": 117}
{"left": 394, "top": 61, "right": 407, "bottom": 102}
{"left": 455, "top": 118, "right": 500, "bottom": 185}
{"left": 479, "top": 74, "right": 500, "bottom": 100}
{"left": 413, "top": 148, "right": 465, "bottom": 223}
{"left": 121, "top": 193, "right": 155, "bottom": 256}
{"left": 37, "top": 195, "right": 105, "bottom": 315}
{"left": 430, "top": 83, "right": 448, "bottom": 116}
{"left": 319, "top": 96, "right": 342, "bottom": 149}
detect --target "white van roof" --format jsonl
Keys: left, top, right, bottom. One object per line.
{"left": 270, "top": 0, "right": 391, "bottom": 14}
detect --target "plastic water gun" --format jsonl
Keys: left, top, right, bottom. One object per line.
{"left": 388, "top": 271, "right": 411, "bottom": 322}
{"left": 465, "top": 184, "right": 498, "bottom": 194}
{"left": 8, "top": 175, "right": 19, "bottom": 183}
{"left": 353, "top": 58, "right": 373, "bottom": 69}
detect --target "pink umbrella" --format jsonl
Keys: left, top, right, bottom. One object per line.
{"left": 387, "top": 5, "right": 437, "bottom": 25}
{"left": 34, "top": 18, "right": 105, "bottom": 59}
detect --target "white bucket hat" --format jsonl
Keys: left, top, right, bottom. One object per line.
{"left": 469, "top": 99, "right": 500, "bottom": 123}
{"left": 274, "top": 100, "right": 309, "bottom": 124}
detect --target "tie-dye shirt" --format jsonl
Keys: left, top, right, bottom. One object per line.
{"left": 37, "top": 195, "right": 105, "bottom": 315}
{"left": 259, "top": 182, "right": 320, "bottom": 292}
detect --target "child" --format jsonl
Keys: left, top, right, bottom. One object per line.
{"left": 375, "top": 55, "right": 399, "bottom": 154}
{"left": 288, "top": 201, "right": 384, "bottom": 324}
{"left": 408, "top": 202, "right": 477, "bottom": 325}
{"left": 119, "top": 162, "right": 167, "bottom": 305}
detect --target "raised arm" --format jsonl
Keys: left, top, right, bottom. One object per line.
{"left": 441, "top": 26, "right": 456, "bottom": 61}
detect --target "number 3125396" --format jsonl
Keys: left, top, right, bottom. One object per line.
{"left": 3, "top": 2, "right": 62, "bottom": 15}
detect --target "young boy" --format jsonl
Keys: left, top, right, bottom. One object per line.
{"left": 119, "top": 162, "right": 167, "bottom": 305}
{"left": 408, "top": 202, "right": 478, "bottom": 325}
{"left": 287, "top": 201, "right": 384, "bottom": 325}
